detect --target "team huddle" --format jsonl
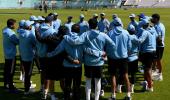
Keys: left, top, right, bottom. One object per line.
{"left": 2, "top": 12, "right": 165, "bottom": 100}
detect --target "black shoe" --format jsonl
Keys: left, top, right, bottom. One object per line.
{"left": 8, "top": 87, "right": 20, "bottom": 94}
{"left": 3, "top": 85, "right": 9, "bottom": 89}
{"left": 124, "top": 96, "right": 132, "bottom": 100}
{"left": 111, "top": 97, "right": 116, "bottom": 100}
{"left": 3, "top": 85, "right": 9, "bottom": 92}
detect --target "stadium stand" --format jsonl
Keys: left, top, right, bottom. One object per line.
{"left": 154, "top": 0, "right": 170, "bottom": 7}
{"left": 34, "top": 0, "right": 119, "bottom": 9}
{"left": 0, "top": 0, "right": 122, "bottom": 9}
{"left": 0, "top": 0, "right": 169, "bottom": 9}
{"left": 0, "top": 0, "right": 38, "bottom": 8}
{"left": 124, "top": 0, "right": 170, "bottom": 8}
{"left": 124, "top": 0, "right": 139, "bottom": 6}
{"left": 137, "top": 0, "right": 159, "bottom": 7}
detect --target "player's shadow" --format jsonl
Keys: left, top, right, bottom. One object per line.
{"left": 0, "top": 12, "right": 29, "bottom": 15}
{"left": 0, "top": 63, "right": 5, "bottom": 82}
{"left": 0, "top": 56, "right": 39, "bottom": 86}
{"left": 0, "top": 62, "right": 24, "bottom": 83}
{"left": 0, "top": 86, "right": 40, "bottom": 100}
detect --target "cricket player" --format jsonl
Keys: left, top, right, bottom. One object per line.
{"left": 128, "top": 14, "right": 138, "bottom": 31}
{"left": 109, "top": 14, "right": 123, "bottom": 30}
{"left": 97, "top": 13, "right": 110, "bottom": 33}
{"left": 127, "top": 24, "right": 139, "bottom": 93}
{"left": 65, "top": 16, "right": 75, "bottom": 34}
{"left": 2, "top": 19, "right": 19, "bottom": 93}
{"left": 47, "top": 24, "right": 83, "bottom": 100}
{"left": 151, "top": 13, "right": 165, "bottom": 81}
{"left": 17, "top": 20, "right": 26, "bottom": 82}
{"left": 52, "top": 13, "right": 62, "bottom": 32}
{"left": 36, "top": 16, "right": 57, "bottom": 100}
{"left": 137, "top": 19, "right": 158, "bottom": 92}
{"left": 19, "top": 20, "right": 36, "bottom": 95}
{"left": 64, "top": 19, "right": 115, "bottom": 100}
{"left": 107, "top": 17, "right": 132, "bottom": 100}
{"left": 77, "top": 14, "right": 89, "bottom": 34}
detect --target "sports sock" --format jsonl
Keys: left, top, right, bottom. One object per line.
{"left": 127, "top": 92, "right": 131, "bottom": 97}
{"left": 44, "top": 89, "right": 48, "bottom": 95}
{"left": 95, "top": 78, "right": 101, "bottom": 100}
{"left": 86, "top": 78, "right": 91, "bottom": 100}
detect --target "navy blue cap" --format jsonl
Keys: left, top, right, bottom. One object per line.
{"left": 68, "top": 16, "right": 73, "bottom": 19}
{"left": 138, "top": 13, "right": 145, "bottom": 18}
{"left": 45, "top": 16, "right": 53, "bottom": 22}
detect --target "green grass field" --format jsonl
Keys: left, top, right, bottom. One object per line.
{"left": 0, "top": 8, "right": 170, "bottom": 100}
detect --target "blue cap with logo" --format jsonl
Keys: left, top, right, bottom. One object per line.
{"left": 80, "top": 14, "right": 85, "bottom": 18}
{"left": 138, "top": 13, "right": 146, "bottom": 19}
{"left": 113, "top": 17, "right": 122, "bottom": 26}
{"left": 19, "top": 20, "right": 26, "bottom": 27}
{"left": 140, "top": 19, "right": 149, "bottom": 26}
{"left": 127, "top": 24, "right": 135, "bottom": 32}
{"left": 30, "top": 15, "right": 38, "bottom": 21}
{"left": 25, "top": 20, "right": 34, "bottom": 27}
{"left": 38, "top": 16, "right": 45, "bottom": 21}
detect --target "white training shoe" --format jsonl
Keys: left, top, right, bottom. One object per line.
{"left": 70, "top": 92, "right": 73, "bottom": 97}
{"left": 158, "top": 73, "right": 163, "bottom": 81}
{"left": 41, "top": 92, "right": 48, "bottom": 100}
{"left": 24, "top": 91, "right": 30, "bottom": 95}
{"left": 152, "top": 70, "right": 159, "bottom": 76}
{"left": 29, "top": 87, "right": 35, "bottom": 93}
{"left": 29, "top": 83, "right": 36, "bottom": 92}
{"left": 30, "top": 83, "right": 36, "bottom": 88}
{"left": 24, "top": 88, "right": 35, "bottom": 95}
{"left": 117, "top": 84, "right": 122, "bottom": 93}
{"left": 152, "top": 73, "right": 163, "bottom": 81}
{"left": 100, "top": 90, "right": 105, "bottom": 96}
{"left": 147, "top": 87, "right": 153, "bottom": 92}
{"left": 152, "top": 75, "right": 159, "bottom": 81}
{"left": 141, "top": 81, "right": 148, "bottom": 91}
